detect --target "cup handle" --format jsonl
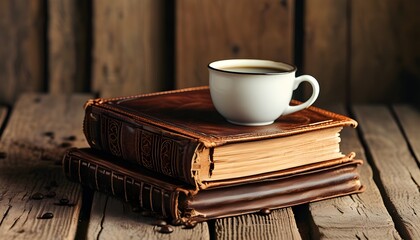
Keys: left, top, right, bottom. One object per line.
{"left": 282, "top": 75, "right": 320, "bottom": 115}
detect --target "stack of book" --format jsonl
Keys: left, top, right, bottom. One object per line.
{"left": 63, "top": 86, "right": 364, "bottom": 224}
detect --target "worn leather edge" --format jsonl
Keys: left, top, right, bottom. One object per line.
{"left": 83, "top": 86, "right": 358, "bottom": 148}
{"left": 62, "top": 148, "right": 364, "bottom": 222}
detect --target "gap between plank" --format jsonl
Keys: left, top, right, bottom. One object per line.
{"left": 0, "top": 106, "right": 11, "bottom": 139}
{"left": 348, "top": 105, "right": 411, "bottom": 240}
{"left": 207, "top": 220, "right": 216, "bottom": 240}
{"left": 292, "top": 204, "right": 312, "bottom": 240}
{"left": 75, "top": 188, "right": 95, "bottom": 240}
{"left": 389, "top": 105, "right": 420, "bottom": 171}
{"left": 97, "top": 195, "right": 108, "bottom": 240}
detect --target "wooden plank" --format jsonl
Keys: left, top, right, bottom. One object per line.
{"left": 0, "top": 0, "right": 45, "bottom": 105}
{"left": 307, "top": 105, "right": 401, "bottom": 239}
{"left": 176, "top": 0, "right": 295, "bottom": 88}
{"left": 48, "top": 0, "right": 90, "bottom": 94}
{"left": 214, "top": 208, "right": 301, "bottom": 240}
{"left": 393, "top": 105, "right": 420, "bottom": 165}
{"left": 0, "top": 93, "right": 91, "bottom": 239}
{"left": 351, "top": 0, "right": 420, "bottom": 103}
{"left": 87, "top": 193, "right": 210, "bottom": 240}
{"left": 353, "top": 105, "right": 420, "bottom": 239}
{"left": 92, "top": 0, "right": 170, "bottom": 98}
{"left": 302, "top": 0, "right": 348, "bottom": 104}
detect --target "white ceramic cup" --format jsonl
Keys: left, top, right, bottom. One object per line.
{"left": 208, "top": 59, "right": 320, "bottom": 126}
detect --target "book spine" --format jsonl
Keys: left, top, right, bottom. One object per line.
{"left": 83, "top": 106, "right": 200, "bottom": 186}
{"left": 63, "top": 151, "right": 181, "bottom": 220}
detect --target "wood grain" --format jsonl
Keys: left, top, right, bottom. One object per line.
{"left": 176, "top": 0, "right": 295, "bottom": 88}
{"left": 303, "top": 0, "right": 348, "bottom": 104}
{"left": 48, "top": 0, "right": 90, "bottom": 94}
{"left": 0, "top": 0, "right": 45, "bottom": 105}
{"left": 0, "top": 93, "right": 91, "bottom": 239}
{"left": 214, "top": 208, "right": 301, "bottom": 240}
{"left": 308, "top": 105, "right": 401, "bottom": 239}
{"left": 350, "top": 0, "right": 420, "bottom": 103}
{"left": 92, "top": 0, "right": 170, "bottom": 98}
{"left": 87, "top": 193, "right": 210, "bottom": 240}
{"left": 353, "top": 105, "right": 420, "bottom": 239}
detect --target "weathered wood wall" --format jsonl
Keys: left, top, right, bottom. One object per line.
{"left": 176, "top": 0, "right": 295, "bottom": 88}
{"left": 1, "top": 0, "right": 419, "bottom": 106}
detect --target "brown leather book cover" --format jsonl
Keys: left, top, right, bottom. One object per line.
{"left": 83, "top": 86, "right": 358, "bottom": 187}
{"left": 63, "top": 148, "right": 364, "bottom": 224}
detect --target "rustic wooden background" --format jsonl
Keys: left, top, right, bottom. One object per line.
{"left": 1, "top": 0, "right": 420, "bottom": 106}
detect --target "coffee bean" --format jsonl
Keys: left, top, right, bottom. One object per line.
{"left": 260, "top": 208, "right": 271, "bottom": 215}
{"left": 59, "top": 142, "right": 72, "bottom": 148}
{"left": 63, "top": 136, "right": 76, "bottom": 141}
{"left": 171, "top": 218, "right": 184, "bottom": 226}
{"left": 37, "top": 212, "right": 54, "bottom": 219}
{"left": 184, "top": 220, "right": 197, "bottom": 229}
{"left": 153, "top": 219, "right": 167, "bottom": 226}
{"left": 59, "top": 198, "right": 69, "bottom": 204}
{"left": 156, "top": 225, "right": 173, "bottom": 234}
{"left": 43, "top": 131, "right": 54, "bottom": 138}
{"left": 45, "top": 191, "right": 56, "bottom": 198}
{"left": 31, "top": 192, "right": 44, "bottom": 200}
{"left": 54, "top": 198, "right": 74, "bottom": 206}
{"left": 0, "top": 152, "right": 7, "bottom": 159}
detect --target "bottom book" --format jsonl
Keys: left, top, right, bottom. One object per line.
{"left": 63, "top": 148, "right": 365, "bottom": 223}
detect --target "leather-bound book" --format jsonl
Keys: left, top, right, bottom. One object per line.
{"left": 63, "top": 148, "right": 364, "bottom": 223}
{"left": 83, "top": 86, "right": 358, "bottom": 188}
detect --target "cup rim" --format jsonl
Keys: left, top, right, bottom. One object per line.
{"left": 208, "top": 59, "right": 297, "bottom": 75}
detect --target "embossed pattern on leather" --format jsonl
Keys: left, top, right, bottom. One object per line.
{"left": 84, "top": 108, "right": 199, "bottom": 185}
{"left": 106, "top": 115, "right": 123, "bottom": 158}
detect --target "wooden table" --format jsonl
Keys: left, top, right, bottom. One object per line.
{"left": 0, "top": 93, "right": 419, "bottom": 239}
